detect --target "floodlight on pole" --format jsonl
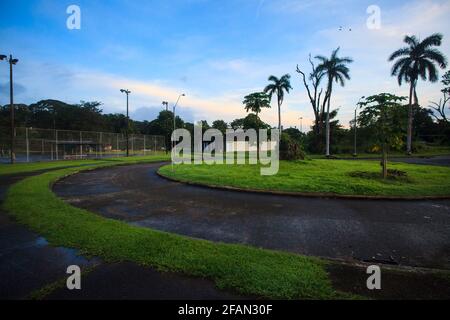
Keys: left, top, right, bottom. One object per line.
{"left": 1, "top": 54, "right": 19, "bottom": 164}
{"left": 353, "top": 96, "right": 365, "bottom": 157}
{"left": 172, "top": 93, "right": 186, "bottom": 171}
{"left": 120, "top": 89, "right": 131, "bottom": 157}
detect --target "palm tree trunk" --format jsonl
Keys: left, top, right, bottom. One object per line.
{"left": 256, "top": 111, "right": 259, "bottom": 161}
{"left": 278, "top": 98, "right": 281, "bottom": 132}
{"left": 325, "top": 84, "right": 332, "bottom": 157}
{"left": 382, "top": 142, "right": 388, "bottom": 179}
{"left": 406, "top": 81, "right": 414, "bottom": 155}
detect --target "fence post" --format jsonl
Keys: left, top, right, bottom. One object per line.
{"left": 100, "top": 132, "right": 103, "bottom": 158}
{"left": 26, "top": 127, "right": 29, "bottom": 162}
{"left": 55, "top": 129, "right": 59, "bottom": 160}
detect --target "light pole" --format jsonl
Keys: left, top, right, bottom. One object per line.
{"left": 120, "top": 89, "right": 131, "bottom": 157}
{"left": 162, "top": 101, "right": 169, "bottom": 111}
{"left": 353, "top": 96, "right": 365, "bottom": 157}
{"left": 172, "top": 94, "right": 185, "bottom": 169}
{"left": 1, "top": 54, "right": 19, "bottom": 164}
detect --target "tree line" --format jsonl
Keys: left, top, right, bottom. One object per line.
{"left": 242, "top": 32, "right": 449, "bottom": 155}
{"left": 1, "top": 33, "right": 449, "bottom": 157}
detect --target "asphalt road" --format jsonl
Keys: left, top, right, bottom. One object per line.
{"left": 54, "top": 163, "right": 450, "bottom": 270}
{"left": 0, "top": 171, "right": 245, "bottom": 300}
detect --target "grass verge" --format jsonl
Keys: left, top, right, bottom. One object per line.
{"left": 158, "top": 160, "right": 450, "bottom": 197}
{"left": 4, "top": 164, "right": 348, "bottom": 299}
{"left": 0, "top": 153, "right": 170, "bottom": 176}
{"left": 308, "top": 146, "right": 450, "bottom": 159}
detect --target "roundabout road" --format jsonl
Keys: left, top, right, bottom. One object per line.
{"left": 54, "top": 163, "right": 450, "bottom": 270}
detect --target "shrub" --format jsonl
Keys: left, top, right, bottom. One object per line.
{"left": 280, "top": 133, "right": 305, "bottom": 160}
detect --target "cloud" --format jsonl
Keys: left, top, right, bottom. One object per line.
{"left": 132, "top": 105, "right": 195, "bottom": 122}
{"left": 309, "top": 0, "right": 450, "bottom": 126}
{"left": 0, "top": 82, "right": 26, "bottom": 98}
{"left": 2, "top": 0, "right": 448, "bottom": 132}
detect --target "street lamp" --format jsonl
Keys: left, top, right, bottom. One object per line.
{"left": 172, "top": 93, "right": 185, "bottom": 169}
{"left": 120, "top": 89, "right": 131, "bottom": 157}
{"left": 353, "top": 96, "right": 365, "bottom": 157}
{"left": 1, "top": 54, "right": 19, "bottom": 164}
{"left": 162, "top": 101, "right": 169, "bottom": 111}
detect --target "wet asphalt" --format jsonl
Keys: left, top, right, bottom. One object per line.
{"left": 0, "top": 173, "right": 100, "bottom": 299}
{"left": 0, "top": 170, "right": 245, "bottom": 300}
{"left": 54, "top": 162, "right": 450, "bottom": 270}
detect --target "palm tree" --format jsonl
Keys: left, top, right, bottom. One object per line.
{"left": 264, "top": 74, "right": 292, "bottom": 131}
{"left": 389, "top": 33, "right": 448, "bottom": 154}
{"left": 243, "top": 92, "right": 271, "bottom": 117}
{"left": 315, "top": 48, "right": 353, "bottom": 156}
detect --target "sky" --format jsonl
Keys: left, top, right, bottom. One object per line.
{"left": 0, "top": 0, "right": 449, "bottom": 130}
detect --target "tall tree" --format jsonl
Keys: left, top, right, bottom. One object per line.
{"left": 212, "top": 120, "right": 228, "bottom": 134}
{"left": 389, "top": 33, "right": 448, "bottom": 154}
{"left": 315, "top": 48, "right": 353, "bottom": 156}
{"left": 358, "top": 93, "right": 407, "bottom": 178}
{"left": 296, "top": 55, "right": 325, "bottom": 137}
{"left": 428, "top": 70, "right": 450, "bottom": 123}
{"left": 243, "top": 92, "right": 271, "bottom": 116}
{"left": 264, "top": 74, "right": 292, "bottom": 131}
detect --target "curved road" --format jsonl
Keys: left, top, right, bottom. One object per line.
{"left": 54, "top": 163, "right": 450, "bottom": 270}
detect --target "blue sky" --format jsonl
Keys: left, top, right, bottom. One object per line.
{"left": 1, "top": 0, "right": 449, "bottom": 129}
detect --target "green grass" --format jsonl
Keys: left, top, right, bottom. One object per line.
{"left": 3, "top": 164, "right": 347, "bottom": 300}
{"left": 308, "top": 146, "right": 450, "bottom": 159}
{"left": 158, "top": 160, "right": 450, "bottom": 197}
{"left": 0, "top": 153, "right": 170, "bottom": 176}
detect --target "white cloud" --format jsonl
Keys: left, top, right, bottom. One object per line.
{"left": 2, "top": 0, "right": 449, "bottom": 132}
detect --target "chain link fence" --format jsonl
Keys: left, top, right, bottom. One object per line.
{"left": 0, "top": 127, "right": 166, "bottom": 163}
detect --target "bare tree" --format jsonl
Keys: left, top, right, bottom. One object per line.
{"left": 295, "top": 54, "right": 325, "bottom": 136}
{"left": 428, "top": 70, "right": 450, "bottom": 123}
{"left": 428, "top": 94, "right": 449, "bottom": 123}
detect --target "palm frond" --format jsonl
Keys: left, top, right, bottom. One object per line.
{"left": 419, "top": 33, "right": 443, "bottom": 49}
{"left": 404, "top": 35, "right": 419, "bottom": 47}
{"left": 334, "top": 73, "right": 345, "bottom": 86}
{"left": 391, "top": 57, "right": 411, "bottom": 76}
{"left": 423, "top": 48, "right": 448, "bottom": 68}
{"left": 314, "top": 55, "right": 328, "bottom": 64}
{"left": 267, "top": 75, "right": 279, "bottom": 83}
{"left": 422, "top": 59, "right": 439, "bottom": 82}
{"left": 397, "top": 63, "right": 412, "bottom": 86}
{"left": 388, "top": 47, "right": 411, "bottom": 61}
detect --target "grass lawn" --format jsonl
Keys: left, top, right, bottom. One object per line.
{"left": 158, "top": 159, "right": 450, "bottom": 197}
{"left": 0, "top": 153, "right": 170, "bottom": 176}
{"left": 308, "top": 146, "right": 450, "bottom": 159}
{"left": 3, "top": 163, "right": 350, "bottom": 300}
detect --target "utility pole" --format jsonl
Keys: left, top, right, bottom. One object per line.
{"left": 120, "top": 89, "right": 131, "bottom": 157}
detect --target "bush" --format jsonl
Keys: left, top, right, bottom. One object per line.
{"left": 348, "top": 169, "right": 409, "bottom": 181}
{"left": 280, "top": 133, "right": 305, "bottom": 160}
